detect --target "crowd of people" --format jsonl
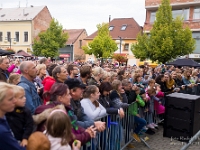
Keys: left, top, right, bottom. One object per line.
{"left": 0, "top": 56, "right": 199, "bottom": 150}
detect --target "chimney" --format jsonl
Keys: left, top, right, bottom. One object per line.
{"left": 109, "top": 15, "right": 111, "bottom": 23}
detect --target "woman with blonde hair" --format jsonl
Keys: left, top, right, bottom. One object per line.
{"left": 0, "top": 82, "right": 25, "bottom": 150}
{"left": 101, "top": 71, "right": 111, "bottom": 82}
{"left": 110, "top": 72, "right": 118, "bottom": 83}
{"left": 88, "top": 67, "right": 103, "bottom": 86}
{"left": 35, "top": 64, "right": 47, "bottom": 87}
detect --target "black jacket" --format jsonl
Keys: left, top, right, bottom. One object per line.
{"left": 125, "top": 90, "right": 137, "bottom": 104}
{"left": 98, "top": 95, "right": 118, "bottom": 114}
{"left": 0, "top": 68, "right": 9, "bottom": 82}
{"left": 6, "top": 107, "right": 33, "bottom": 141}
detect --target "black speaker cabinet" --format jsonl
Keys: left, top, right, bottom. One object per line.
{"left": 163, "top": 93, "right": 200, "bottom": 142}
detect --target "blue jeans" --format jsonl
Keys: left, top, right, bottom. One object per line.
{"left": 134, "top": 116, "right": 147, "bottom": 134}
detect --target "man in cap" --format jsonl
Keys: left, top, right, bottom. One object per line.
{"left": 65, "top": 78, "right": 105, "bottom": 132}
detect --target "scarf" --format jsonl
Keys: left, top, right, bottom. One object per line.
{"left": 166, "top": 79, "right": 175, "bottom": 89}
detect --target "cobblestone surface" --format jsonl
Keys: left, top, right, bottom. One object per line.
{"left": 124, "top": 126, "right": 200, "bottom": 150}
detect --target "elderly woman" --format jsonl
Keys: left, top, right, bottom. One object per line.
{"left": 109, "top": 80, "right": 129, "bottom": 109}
{"left": 88, "top": 67, "right": 103, "bottom": 86}
{"left": 0, "top": 82, "right": 25, "bottom": 150}
{"left": 35, "top": 64, "right": 47, "bottom": 88}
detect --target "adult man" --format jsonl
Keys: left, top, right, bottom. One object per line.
{"left": 0, "top": 58, "right": 10, "bottom": 82}
{"left": 65, "top": 78, "right": 105, "bottom": 131}
{"left": 78, "top": 65, "right": 92, "bottom": 86}
{"left": 18, "top": 61, "right": 42, "bottom": 114}
{"left": 67, "top": 64, "right": 79, "bottom": 79}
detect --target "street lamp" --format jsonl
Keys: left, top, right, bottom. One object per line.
{"left": 5, "top": 37, "right": 16, "bottom": 49}
{"left": 118, "top": 36, "right": 122, "bottom": 54}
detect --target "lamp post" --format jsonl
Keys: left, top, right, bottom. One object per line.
{"left": 118, "top": 36, "right": 122, "bottom": 54}
{"left": 5, "top": 37, "right": 16, "bottom": 49}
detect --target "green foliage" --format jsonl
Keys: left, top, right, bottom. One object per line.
{"left": 82, "top": 23, "right": 118, "bottom": 59}
{"left": 33, "top": 19, "right": 68, "bottom": 58}
{"left": 131, "top": 0, "right": 195, "bottom": 64}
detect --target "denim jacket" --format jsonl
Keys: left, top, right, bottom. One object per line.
{"left": 18, "top": 76, "right": 42, "bottom": 114}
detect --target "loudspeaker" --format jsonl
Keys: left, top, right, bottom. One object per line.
{"left": 163, "top": 93, "right": 200, "bottom": 142}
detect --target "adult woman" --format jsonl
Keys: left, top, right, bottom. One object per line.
{"left": 109, "top": 80, "right": 129, "bottom": 109}
{"left": 0, "top": 82, "right": 25, "bottom": 150}
{"left": 182, "top": 70, "right": 193, "bottom": 94}
{"left": 98, "top": 82, "right": 124, "bottom": 118}
{"left": 35, "top": 64, "right": 47, "bottom": 87}
{"left": 35, "top": 83, "right": 95, "bottom": 145}
{"left": 164, "top": 72, "right": 177, "bottom": 93}
{"left": 155, "top": 74, "right": 171, "bottom": 94}
{"left": 87, "top": 67, "right": 103, "bottom": 86}
{"left": 81, "top": 85, "right": 107, "bottom": 120}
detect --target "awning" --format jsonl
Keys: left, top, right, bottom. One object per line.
{"left": 59, "top": 54, "right": 70, "bottom": 58}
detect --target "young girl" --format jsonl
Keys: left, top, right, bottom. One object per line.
{"left": 6, "top": 85, "right": 33, "bottom": 147}
{"left": 81, "top": 85, "right": 107, "bottom": 120}
{"left": 45, "top": 110, "right": 81, "bottom": 150}
{"left": 146, "top": 88, "right": 158, "bottom": 129}
{"left": 8, "top": 73, "right": 21, "bottom": 85}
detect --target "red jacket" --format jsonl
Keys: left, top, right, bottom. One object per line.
{"left": 42, "top": 76, "right": 55, "bottom": 104}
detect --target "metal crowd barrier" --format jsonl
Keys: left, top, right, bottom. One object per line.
{"left": 81, "top": 105, "right": 135, "bottom": 150}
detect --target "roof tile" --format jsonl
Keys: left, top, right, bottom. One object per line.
{"left": 86, "top": 18, "right": 142, "bottom": 40}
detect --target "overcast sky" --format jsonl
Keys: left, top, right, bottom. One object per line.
{"left": 0, "top": 0, "right": 146, "bottom": 35}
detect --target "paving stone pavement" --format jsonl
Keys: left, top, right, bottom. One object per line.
{"left": 123, "top": 125, "right": 200, "bottom": 150}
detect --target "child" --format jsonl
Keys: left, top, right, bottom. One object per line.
{"left": 6, "top": 85, "right": 33, "bottom": 147}
{"left": 8, "top": 73, "right": 21, "bottom": 85}
{"left": 128, "top": 87, "right": 146, "bottom": 142}
{"left": 146, "top": 88, "right": 158, "bottom": 129}
{"left": 45, "top": 109, "right": 81, "bottom": 150}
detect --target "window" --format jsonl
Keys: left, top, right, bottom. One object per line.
{"left": 192, "top": 32, "right": 200, "bottom": 53}
{"left": 0, "top": 32, "right": 2, "bottom": 42}
{"left": 7, "top": 32, "right": 11, "bottom": 42}
{"left": 124, "top": 43, "right": 129, "bottom": 51}
{"left": 172, "top": 8, "right": 189, "bottom": 20}
{"left": 79, "top": 40, "right": 82, "bottom": 48}
{"left": 194, "top": 7, "right": 200, "bottom": 20}
{"left": 15, "top": 32, "right": 19, "bottom": 42}
{"left": 24, "top": 32, "right": 28, "bottom": 42}
{"left": 121, "top": 25, "right": 127, "bottom": 31}
{"left": 150, "top": 12, "right": 156, "bottom": 23}
{"left": 109, "top": 26, "right": 114, "bottom": 31}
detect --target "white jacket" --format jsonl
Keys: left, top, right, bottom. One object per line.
{"left": 47, "top": 134, "right": 71, "bottom": 150}
{"left": 80, "top": 98, "right": 107, "bottom": 120}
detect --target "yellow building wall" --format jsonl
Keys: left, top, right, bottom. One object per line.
{"left": 0, "top": 21, "right": 32, "bottom": 53}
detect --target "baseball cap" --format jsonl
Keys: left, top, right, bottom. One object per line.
{"left": 64, "top": 78, "right": 86, "bottom": 89}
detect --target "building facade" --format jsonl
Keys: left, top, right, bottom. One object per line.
{"left": 59, "top": 29, "right": 87, "bottom": 62}
{"left": 0, "top": 6, "right": 52, "bottom": 53}
{"left": 144, "top": 0, "right": 200, "bottom": 59}
{"left": 85, "top": 18, "right": 142, "bottom": 65}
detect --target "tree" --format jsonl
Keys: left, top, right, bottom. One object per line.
{"left": 113, "top": 54, "right": 128, "bottom": 65}
{"left": 82, "top": 23, "right": 118, "bottom": 62}
{"left": 131, "top": 0, "right": 195, "bottom": 64}
{"left": 33, "top": 19, "right": 68, "bottom": 58}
